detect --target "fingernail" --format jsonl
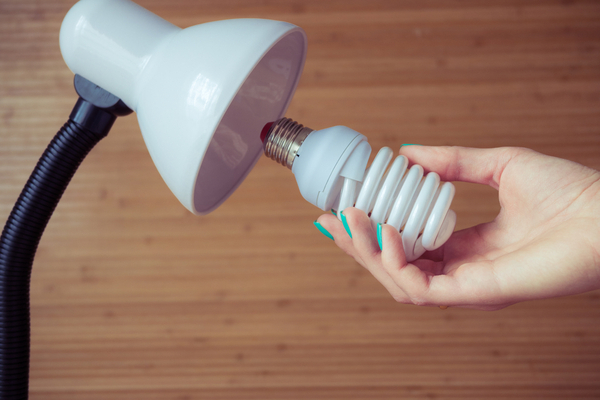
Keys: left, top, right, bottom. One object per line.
{"left": 313, "top": 221, "right": 334, "bottom": 240}
{"left": 401, "top": 144, "right": 422, "bottom": 147}
{"left": 340, "top": 211, "right": 352, "bottom": 238}
{"left": 377, "top": 223, "right": 383, "bottom": 250}
{"left": 330, "top": 209, "right": 337, "bottom": 216}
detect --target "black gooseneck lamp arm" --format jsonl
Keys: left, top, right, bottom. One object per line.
{"left": 0, "top": 75, "right": 132, "bottom": 399}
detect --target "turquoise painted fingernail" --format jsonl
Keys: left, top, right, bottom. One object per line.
{"left": 314, "top": 221, "right": 334, "bottom": 240}
{"left": 340, "top": 211, "right": 352, "bottom": 238}
{"left": 377, "top": 223, "right": 383, "bottom": 250}
{"left": 401, "top": 144, "right": 422, "bottom": 147}
{"left": 331, "top": 209, "right": 337, "bottom": 216}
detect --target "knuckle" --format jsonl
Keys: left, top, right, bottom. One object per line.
{"left": 409, "top": 295, "right": 430, "bottom": 307}
{"left": 391, "top": 292, "right": 408, "bottom": 303}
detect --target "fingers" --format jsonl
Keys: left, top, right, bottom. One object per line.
{"left": 318, "top": 208, "right": 510, "bottom": 310}
{"left": 317, "top": 209, "right": 411, "bottom": 302}
{"left": 379, "top": 222, "right": 506, "bottom": 308}
{"left": 338, "top": 208, "right": 379, "bottom": 265}
{"left": 318, "top": 208, "right": 459, "bottom": 306}
{"left": 319, "top": 208, "right": 468, "bottom": 306}
{"left": 316, "top": 213, "right": 355, "bottom": 256}
{"left": 399, "top": 145, "right": 522, "bottom": 190}
{"left": 378, "top": 222, "right": 449, "bottom": 305}
{"left": 364, "top": 219, "right": 462, "bottom": 307}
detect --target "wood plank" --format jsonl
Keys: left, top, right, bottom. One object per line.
{"left": 1, "top": 0, "right": 599, "bottom": 398}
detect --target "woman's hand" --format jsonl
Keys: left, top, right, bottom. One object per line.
{"left": 316, "top": 146, "right": 600, "bottom": 310}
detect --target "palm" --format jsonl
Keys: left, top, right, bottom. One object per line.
{"left": 429, "top": 151, "right": 600, "bottom": 307}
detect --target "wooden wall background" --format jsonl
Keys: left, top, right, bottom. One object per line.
{"left": 1, "top": 0, "right": 600, "bottom": 398}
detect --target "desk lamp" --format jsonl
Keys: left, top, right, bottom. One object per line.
{"left": 0, "top": 0, "right": 307, "bottom": 397}
{"left": 1, "top": 0, "right": 459, "bottom": 397}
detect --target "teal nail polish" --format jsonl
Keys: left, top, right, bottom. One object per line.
{"left": 330, "top": 209, "right": 337, "bottom": 216}
{"left": 377, "top": 223, "right": 383, "bottom": 250}
{"left": 401, "top": 144, "right": 422, "bottom": 147}
{"left": 314, "top": 221, "right": 334, "bottom": 240}
{"left": 340, "top": 211, "right": 352, "bottom": 238}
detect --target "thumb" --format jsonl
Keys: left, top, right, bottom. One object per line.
{"left": 399, "top": 146, "right": 519, "bottom": 190}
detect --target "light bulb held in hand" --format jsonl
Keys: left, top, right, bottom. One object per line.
{"left": 262, "top": 118, "right": 457, "bottom": 261}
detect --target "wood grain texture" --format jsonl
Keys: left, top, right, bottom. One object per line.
{"left": 1, "top": 0, "right": 600, "bottom": 398}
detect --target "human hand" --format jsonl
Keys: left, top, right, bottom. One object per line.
{"left": 315, "top": 146, "right": 600, "bottom": 310}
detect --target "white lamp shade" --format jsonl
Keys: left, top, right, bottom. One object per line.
{"left": 60, "top": 0, "right": 307, "bottom": 214}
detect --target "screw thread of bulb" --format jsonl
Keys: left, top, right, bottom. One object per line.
{"left": 263, "top": 118, "right": 314, "bottom": 169}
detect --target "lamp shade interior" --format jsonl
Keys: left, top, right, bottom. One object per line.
{"left": 193, "top": 30, "right": 306, "bottom": 214}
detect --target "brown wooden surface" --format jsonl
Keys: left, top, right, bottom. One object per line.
{"left": 1, "top": 0, "right": 600, "bottom": 399}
